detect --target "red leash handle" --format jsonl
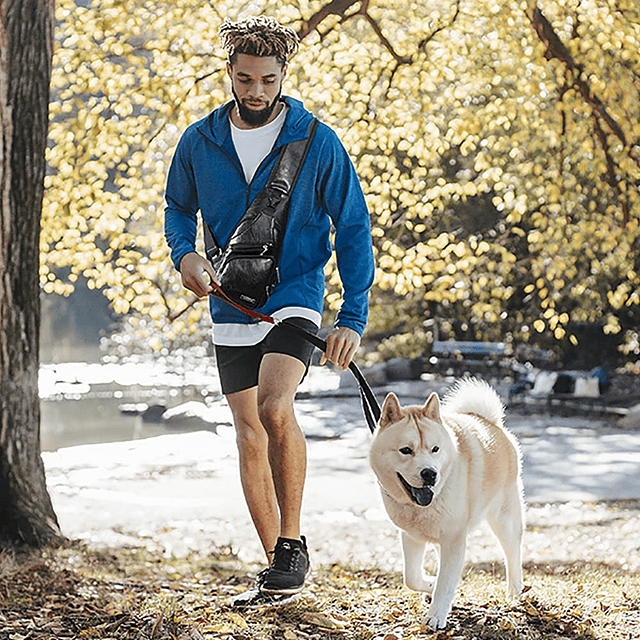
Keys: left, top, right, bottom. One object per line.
{"left": 209, "top": 282, "right": 277, "bottom": 325}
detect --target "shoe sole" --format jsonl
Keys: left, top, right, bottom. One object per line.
{"left": 233, "top": 591, "right": 301, "bottom": 609}
{"left": 260, "top": 585, "right": 304, "bottom": 596}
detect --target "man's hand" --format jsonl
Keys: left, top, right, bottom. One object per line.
{"left": 320, "top": 326, "right": 361, "bottom": 370}
{"left": 179, "top": 252, "right": 218, "bottom": 298}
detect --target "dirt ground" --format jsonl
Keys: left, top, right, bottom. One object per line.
{"left": 4, "top": 365, "right": 637, "bottom": 638}
{"left": 1, "top": 500, "right": 639, "bottom": 640}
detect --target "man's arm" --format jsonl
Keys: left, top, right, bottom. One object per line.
{"left": 317, "top": 129, "right": 375, "bottom": 368}
{"left": 164, "top": 130, "right": 202, "bottom": 272}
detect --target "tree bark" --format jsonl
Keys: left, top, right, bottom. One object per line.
{"left": 0, "top": 0, "right": 61, "bottom": 545}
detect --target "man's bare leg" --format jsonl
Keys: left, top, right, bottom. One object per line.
{"left": 226, "top": 387, "right": 280, "bottom": 559}
{"left": 257, "top": 353, "right": 307, "bottom": 541}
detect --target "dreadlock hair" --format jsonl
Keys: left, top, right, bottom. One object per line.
{"left": 219, "top": 16, "right": 299, "bottom": 68}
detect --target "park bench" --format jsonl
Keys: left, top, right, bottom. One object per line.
{"left": 429, "top": 340, "right": 511, "bottom": 376}
{"left": 432, "top": 341, "right": 509, "bottom": 358}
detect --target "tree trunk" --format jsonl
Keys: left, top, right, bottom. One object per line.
{"left": 0, "top": 0, "right": 61, "bottom": 545}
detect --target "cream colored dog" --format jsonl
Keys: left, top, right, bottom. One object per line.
{"left": 369, "top": 378, "right": 525, "bottom": 629}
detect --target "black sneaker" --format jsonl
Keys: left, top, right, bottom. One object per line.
{"left": 259, "top": 536, "right": 310, "bottom": 595}
{"left": 230, "top": 568, "right": 269, "bottom": 609}
{"left": 231, "top": 587, "right": 302, "bottom": 609}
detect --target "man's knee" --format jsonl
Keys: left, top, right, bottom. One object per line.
{"left": 257, "top": 394, "right": 294, "bottom": 434}
{"left": 234, "top": 418, "right": 268, "bottom": 457}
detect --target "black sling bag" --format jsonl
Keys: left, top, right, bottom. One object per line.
{"left": 203, "top": 119, "right": 318, "bottom": 309}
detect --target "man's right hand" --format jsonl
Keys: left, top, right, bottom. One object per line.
{"left": 179, "top": 252, "right": 218, "bottom": 298}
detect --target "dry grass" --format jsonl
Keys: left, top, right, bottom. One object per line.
{"left": 1, "top": 540, "right": 639, "bottom": 640}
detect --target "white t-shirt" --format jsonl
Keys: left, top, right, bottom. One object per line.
{"left": 213, "top": 105, "right": 321, "bottom": 346}
{"left": 230, "top": 104, "right": 287, "bottom": 183}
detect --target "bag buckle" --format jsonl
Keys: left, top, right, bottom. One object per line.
{"left": 270, "top": 178, "right": 289, "bottom": 195}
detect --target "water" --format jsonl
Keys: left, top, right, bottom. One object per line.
{"left": 41, "top": 397, "right": 167, "bottom": 452}
{"left": 39, "top": 358, "right": 343, "bottom": 452}
{"left": 39, "top": 358, "right": 225, "bottom": 452}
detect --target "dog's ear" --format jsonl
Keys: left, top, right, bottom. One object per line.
{"left": 421, "top": 392, "right": 442, "bottom": 423}
{"left": 379, "top": 392, "right": 403, "bottom": 428}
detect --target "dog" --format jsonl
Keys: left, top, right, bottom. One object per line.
{"left": 369, "top": 378, "right": 524, "bottom": 629}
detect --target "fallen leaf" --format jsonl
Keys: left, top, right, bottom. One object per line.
{"left": 404, "top": 624, "right": 424, "bottom": 635}
{"left": 225, "top": 611, "right": 249, "bottom": 629}
{"left": 301, "top": 612, "right": 346, "bottom": 630}
{"left": 200, "top": 623, "right": 234, "bottom": 633}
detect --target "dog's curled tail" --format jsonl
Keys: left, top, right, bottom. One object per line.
{"left": 441, "top": 377, "right": 505, "bottom": 425}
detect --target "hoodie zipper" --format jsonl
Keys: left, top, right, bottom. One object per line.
{"left": 245, "top": 148, "right": 280, "bottom": 208}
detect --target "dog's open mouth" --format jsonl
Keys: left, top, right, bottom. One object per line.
{"left": 397, "top": 473, "right": 434, "bottom": 506}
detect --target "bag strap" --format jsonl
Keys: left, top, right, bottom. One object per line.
{"left": 203, "top": 218, "right": 219, "bottom": 262}
{"left": 209, "top": 281, "right": 381, "bottom": 434}
{"left": 203, "top": 118, "right": 318, "bottom": 256}
{"left": 269, "top": 118, "right": 318, "bottom": 195}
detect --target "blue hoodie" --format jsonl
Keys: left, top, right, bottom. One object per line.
{"left": 164, "top": 96, "right": 375, "bottom": 336}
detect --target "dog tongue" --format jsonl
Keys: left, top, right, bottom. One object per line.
{"left": 398, "top": 473, "right": 434, "bottom": 506}
{"left": 411, "top": 485, "right": 434, "bottom": 507}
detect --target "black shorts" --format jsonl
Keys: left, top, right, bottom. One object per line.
{"left": 215, "top": 317, "right": 319, "bottom": 395}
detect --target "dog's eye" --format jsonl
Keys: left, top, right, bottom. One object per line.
{"left": 399, "top": 447, "right": 413, "bottom": 456}
{"left": 432, "top": 445, "right": 440, "bottom": 454}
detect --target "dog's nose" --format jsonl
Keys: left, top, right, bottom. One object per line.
{"left": 421, "top": 468, "right": 437, "bottom": 486}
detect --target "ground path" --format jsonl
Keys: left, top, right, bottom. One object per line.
{"left": 43, "top": 375, "right": 640, "bottom": 576}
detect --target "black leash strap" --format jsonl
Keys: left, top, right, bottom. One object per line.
{"left": 279, "top": 318, "right": 381, "bottom": 434}
{"left": 207, "top": 283, "right": 380, "bottom": 433}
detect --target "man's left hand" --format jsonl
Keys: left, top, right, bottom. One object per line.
{"left": 320, "top": 326, "right": 361, "bottom": 370}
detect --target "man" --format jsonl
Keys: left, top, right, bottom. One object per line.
{"left": 164, "top": 15, "right": 374, "bottom": 604}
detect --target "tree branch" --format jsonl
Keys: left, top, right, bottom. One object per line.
{"left": 528, "top": 4, "right": 639, "bottom": 171}
{"left": 298, "top": 0, "right": 411, "bottom": 65}
{"left": 417, "top": 0, "right": 461, "bottom": 55}
{"left": 592, "top": 114, "right": 630, "bottom": 225}
{"left": 361, "top": 12, "right": 411, "bottom": 65}
{"left": 298, "top": 0, "right": 361, "bottom": 41}
{"left": 147, "top": 69, "right": 221, "bottom": 146}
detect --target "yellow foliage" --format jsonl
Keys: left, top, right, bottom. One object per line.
{"left": 42, "top": 0, "right": 640, "bottom": 352}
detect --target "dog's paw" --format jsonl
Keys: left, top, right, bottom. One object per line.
{"left": 423, "top": 612, "right": 448, "bottom": 630}
{"left": 423, "top": 600, "right": 451, "bottom": 630}
{"left": 405, "top": 575, "right": 435, "bottom": 593}
{"left": 507, "top": 578, "right": 524, "bottom": 598}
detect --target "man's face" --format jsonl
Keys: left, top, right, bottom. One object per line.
{"left": 227, "top": 53, "right": 286, "bottom": 127}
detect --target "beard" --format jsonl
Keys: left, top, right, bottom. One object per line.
{"left": 232, "top": 87, "right": 282, "bottom": 127}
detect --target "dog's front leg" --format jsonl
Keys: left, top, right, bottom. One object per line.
{"left": 424, "top": 536, "right": 466, "bottom": 630}
{"left": 400, "top": 530, "right": 434, "bottom": 593}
